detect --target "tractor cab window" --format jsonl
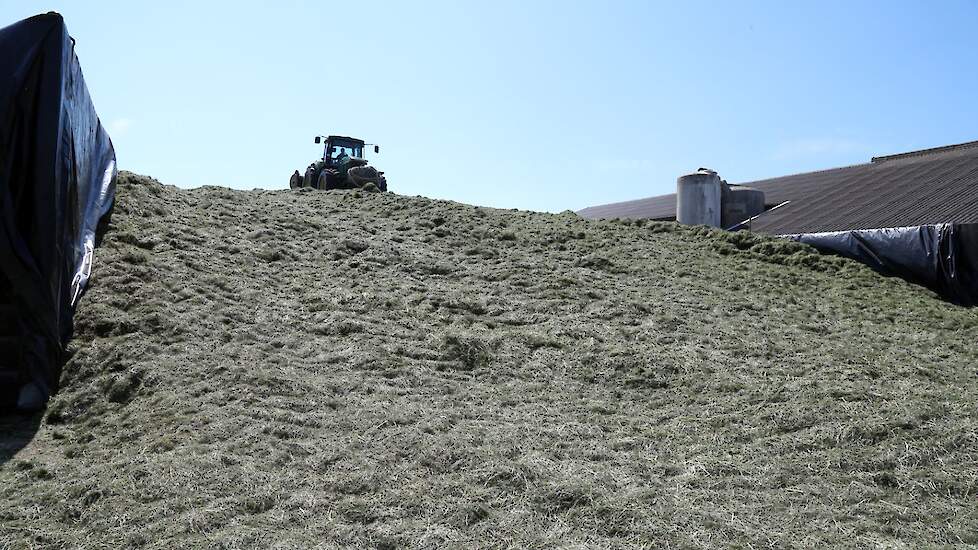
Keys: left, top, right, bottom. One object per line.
{"left": 328, "top": 143, "right": 363, "bottom": 160}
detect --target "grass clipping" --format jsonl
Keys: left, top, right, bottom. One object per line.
{"left": 1, "top": 172, "right": 978, "bottom": 548}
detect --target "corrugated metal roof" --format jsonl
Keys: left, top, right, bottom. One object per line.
{"left": 577, "top": 140, "right": 978, "bottom": 234}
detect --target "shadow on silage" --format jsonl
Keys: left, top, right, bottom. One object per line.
{"left": 0, "top": 411, "right": 42, "bottom": 466}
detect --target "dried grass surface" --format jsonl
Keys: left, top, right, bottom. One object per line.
{"left": 1, "top": 172, "right": 977, "bottom": 549}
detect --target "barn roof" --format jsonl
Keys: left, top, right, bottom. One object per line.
{"left": 577, "top": 140, "right": 978, "bottom": 234}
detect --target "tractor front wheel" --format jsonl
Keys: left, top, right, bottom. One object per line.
{"left": 302, "top": 166, "right": 317, "bottom": 188}
{"left": 302, "top": 161, "right": 325, "bottom": 188}
{"left": 289, "top": 170, "right": 302, "bottom": 189}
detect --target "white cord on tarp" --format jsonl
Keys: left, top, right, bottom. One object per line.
{"left": 70, "top": 239, "right": 93, "bottom": 308}
{"left": 69, "top": 160, "right": 116, "bottom": 308}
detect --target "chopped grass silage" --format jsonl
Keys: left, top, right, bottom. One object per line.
{"left": 1, "top": 172, "right": 977, "bottom": 549}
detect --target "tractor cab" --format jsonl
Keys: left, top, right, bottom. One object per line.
{"left": 315, "top": 135, "right": 379, "bottom": 166}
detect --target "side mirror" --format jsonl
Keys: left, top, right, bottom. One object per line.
{"left": 374, "top": 145, "right": 380, "bottom": 154}
{"left": 314, "top": 136, "right": 321, "bottom": 144}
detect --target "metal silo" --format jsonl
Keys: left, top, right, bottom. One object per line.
{"left": 721, "top": 185, "right": 766, "bottom": 229}
{"left": 677, "top": 168, "right": 722, "bottom": 227}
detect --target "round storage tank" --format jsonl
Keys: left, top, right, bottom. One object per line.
{"left": 721, "top": 186, "right": 766, "bottom": 229}
{"left": 676, "top": 169, "right": 722, "bottom": 227}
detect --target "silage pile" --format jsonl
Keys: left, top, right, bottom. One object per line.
{"left": 1, "top": 172, "right": 977, "bottom": 548}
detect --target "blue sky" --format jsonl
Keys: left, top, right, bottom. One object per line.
{"left": 3, "top": 1, "right": 977, "bottom": 212}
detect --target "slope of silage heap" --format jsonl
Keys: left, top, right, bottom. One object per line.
{"left": 2, "top": 172, "right": 977, "bottom": 548}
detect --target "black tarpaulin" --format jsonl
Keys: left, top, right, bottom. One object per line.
{"left": 0, "top": 12, "right": 116, "bottom": 409}
{"left": 783, "top": 224, "right": 978, "bottom": 306}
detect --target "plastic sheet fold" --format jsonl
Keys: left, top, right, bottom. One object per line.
{"left": 783, "top": 224, "right": 978, "bottom": 306}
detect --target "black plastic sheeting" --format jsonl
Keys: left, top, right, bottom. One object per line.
{"left": 0, "top": 13, "right": 116, "bottom": 408}
{"left": 783, "top": 224, "right": 978, "bottom": 306}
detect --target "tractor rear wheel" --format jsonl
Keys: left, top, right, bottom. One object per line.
{"left": 289, "top": 170, "right": 302, "bottom": 189}
{"left": 347, "top": 166, "right": 384, "bottom": 190}
{"left": 317, "top": 168, "right": 343, "bottom": 190}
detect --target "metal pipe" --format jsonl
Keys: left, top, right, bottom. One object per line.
{"left": 725, "top": 200, "right": 791, "bottom": 231}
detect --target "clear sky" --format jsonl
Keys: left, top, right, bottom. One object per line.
{"left": 3, "top": 1, "right": 977, "bottom": 212}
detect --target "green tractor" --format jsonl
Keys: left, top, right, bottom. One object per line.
{"left": 289, "top": 135, "right": 387, "bottom": 192}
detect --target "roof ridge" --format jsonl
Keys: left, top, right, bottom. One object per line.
{"left": 871, "top": 140, "right": 978, "bottom": 163}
